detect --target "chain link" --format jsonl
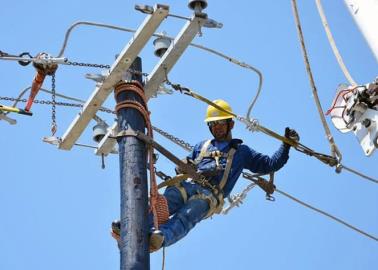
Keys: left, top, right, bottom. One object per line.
{"left": 0, "top": 96, "right": 114, "bottom": 114}
{"left": 66, "top": 61, "right": 111, "bottom": 69}
{"left": 152, "top": 125, "right": 194, "bottom": 152}
{"left": 51, "top": 74, "right": 57, "bottom": 136}
{"left": 65, "top": 60, "right": 149, "bottom": 77}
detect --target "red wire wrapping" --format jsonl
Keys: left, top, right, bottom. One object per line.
{"left": 325, "top": 88, "right": 355, "bottom": 115}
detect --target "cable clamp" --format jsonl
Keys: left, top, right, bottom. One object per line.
{"left": 238, "top": 116, "right": 259, "bottom": 132}
{"left": 112, "top": 129, "right": 139, "bottom": 139}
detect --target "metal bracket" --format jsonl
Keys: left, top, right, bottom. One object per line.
{"left": 352, "top": 108, "right": 378, "bottom": 156}
{"left": 58, "top": 4, "right": 169, "bottom": 150}
{"left": 144, "top": 12, "right": 208, "bottom": 99}
{"left": 94, "top": 11, "right": 207, "bottom": 154}
{"left": 114, "top": 129, "right": 139, "bottom": 138}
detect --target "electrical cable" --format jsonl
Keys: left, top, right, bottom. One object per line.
{"left": 276, "top": 188, "right": 378, "bottom": 242}
{"left": 55, "top": 21, "right": 263, "bottom": 118}
{"left": 315, "top": 0, "right": 358, "bottom": 86}
{"left": 341, "top": 164, "right": 378, "bottom": 184}
{"left": 164, "top": 76, "right": 378, "bottom": 184}
{"left": 291, "top": 0, "right": 342, "bottom": 162}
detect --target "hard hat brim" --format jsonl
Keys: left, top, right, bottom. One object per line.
{"left": 204, "top": 115, "right": 234, "bottom": 122}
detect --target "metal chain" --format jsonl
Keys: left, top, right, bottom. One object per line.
{"left": 66, "top": 61, "right": 110, "bottom": 69}
{"left": 51, "top": 74, "right": 57, "bottom": 136}
{"left": 65, "top": 60, "right": 149, "bottom": 77}
{"left": 152, "top": 125, "right": 194, "bottom": 152}
{"left": 0, "top": 96, "right": 114, "bottom": 113}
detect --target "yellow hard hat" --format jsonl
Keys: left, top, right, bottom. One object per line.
{"left": 204, "top": 99, "right": 234, "bottom": 122}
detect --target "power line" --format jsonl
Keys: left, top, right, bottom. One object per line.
{"left": 276, "top": 188, "right": 378, "bottom": 242}
{"left": 341, "top": 164, "right": 378, "bottom": 184}
{"left": 291, "top": 0, "right": 342, "bottom": 161}
{"left": 315, "top": 0, "right": 357, "bottom": 86}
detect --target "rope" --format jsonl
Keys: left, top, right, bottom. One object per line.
{"left": 291, "top": 0, "right": 342, "bottom": 162}
{"left": 315, "top": 0, "right": 357, "bottom": 86}
{"left": 56, "top": 21, "right": 263, "bottom": 117}
{"left": 275, "top": 188, "right": 378, "bottom": 242}
{"left": 115, "top": 81, "right": 169, "bottom": 228}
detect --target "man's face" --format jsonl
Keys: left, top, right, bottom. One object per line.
{"left": 208, "top": 119, "right": 234, "bottom": 140}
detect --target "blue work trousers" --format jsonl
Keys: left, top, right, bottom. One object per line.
{"left": 155, "top": 181, "right": 211, "bottom": 247}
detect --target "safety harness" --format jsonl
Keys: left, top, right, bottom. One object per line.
{"left": 116, "top": 126, "right": 242, "bottom": 219}
{"left": 161, "top": 138, "right": 241, "bottom": 218}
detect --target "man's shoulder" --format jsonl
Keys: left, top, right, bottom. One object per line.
{"left": 234, "top": 141, "right": 255, "bottom": 155}
{"left": 193, "top": 139, "right": 212, "bottom": 150}
{"left": 229, "top": 138, "right": 244, "bottom": 149}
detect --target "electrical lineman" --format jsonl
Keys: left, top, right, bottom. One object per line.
{"left": 112, "top": 99, "right": 299, "bottom": 251}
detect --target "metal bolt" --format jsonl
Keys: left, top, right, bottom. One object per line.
{"left": 362, "top": 118, "right": 371, "bottom": 128}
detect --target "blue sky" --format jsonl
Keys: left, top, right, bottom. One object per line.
{"left": 1, "top": 1, "right": 377, "bottom": 269}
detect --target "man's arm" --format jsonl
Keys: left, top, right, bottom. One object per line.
{"left": 243, "top": 127, "right": 299, "bottom": 174}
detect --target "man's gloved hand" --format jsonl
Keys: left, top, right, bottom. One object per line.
{"left": 284, "top": 127, "right": 300, "bottom": 145}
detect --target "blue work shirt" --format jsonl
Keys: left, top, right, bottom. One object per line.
{"left": 187, "top": 139, "right": 290, "bottom": 197}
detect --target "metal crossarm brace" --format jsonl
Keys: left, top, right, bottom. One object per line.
{"left": 94, "top": 12, "right": 207, "bottom": 156}
{"left": 144, "top": 12, "right": 208, "bottom": 99}
{"left": 58, "top": 4, "right": 169, "bottom": 150}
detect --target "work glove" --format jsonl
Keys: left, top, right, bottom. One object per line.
{"left": 284, "top": 127, "right": 300, "bottom": 146}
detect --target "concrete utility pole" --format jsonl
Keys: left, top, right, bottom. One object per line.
{"left": 115, "top": 57, "right": 150, "bottom": 270}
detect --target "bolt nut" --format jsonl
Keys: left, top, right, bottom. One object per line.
{"left": 362, "top": 118, "right": 371, "bottom": 128}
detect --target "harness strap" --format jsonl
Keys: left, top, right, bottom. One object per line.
{"left": 218, "top": 148, "right": 236, "bottom": 190}
{"left": 194, "top": 139, "right": 212, "bottom": 164}
{"left": 175, "top": 184, "right": 188, "bottom": 203}
{"left": 157, "top": 174, "right": 190, "bottom": 189}
{"left": 194, "top": 138, "right": 239, "bottom": 191}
